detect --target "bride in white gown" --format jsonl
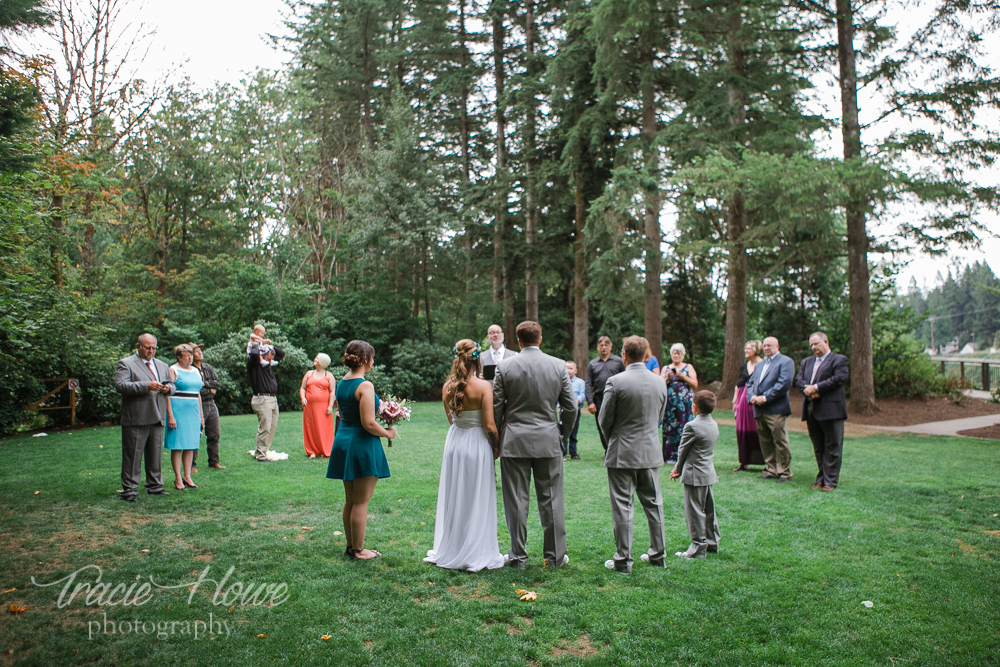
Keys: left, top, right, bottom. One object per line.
{"left": 424, "top": 339, "right": 506, "bottom": 572}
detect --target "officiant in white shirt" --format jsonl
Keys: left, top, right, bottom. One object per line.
{"left": 481, "top": 324, "right": 518, "bottom": 382}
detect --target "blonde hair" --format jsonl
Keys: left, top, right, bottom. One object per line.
{"left": 639, "top": 336, "right": 652, "bottom": 363}
{"left": 174, "top": 344, "right": 194, "bottom": 359}
{"left": 745, "top": 340, "right": 763, "bottom": 357}
{"left": 315, "top": 353, "right": 331, "bottom": 369}
{"left": 444, "top": 339, "right": 482, "bottom": 418}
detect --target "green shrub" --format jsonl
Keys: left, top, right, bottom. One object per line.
{"left": 388, "top": 339, "right": 452, "bottom": 401}
{"left": 873, "top": 332, "right": 961, "bottom": 398}
{"left": 328, "top": 364, "right": 395, "bottom": 401}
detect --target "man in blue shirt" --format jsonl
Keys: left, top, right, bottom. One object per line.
{"left": 562, "top": 361, "right": 587, "bottom": 460}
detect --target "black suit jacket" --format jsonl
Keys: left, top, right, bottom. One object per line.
{"left": 793, "top": 353, "right": 848, "bottom": 422}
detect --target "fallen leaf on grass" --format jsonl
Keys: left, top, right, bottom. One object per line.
{"left": 515, "top": 589, "right": 529, "bottom": 595}
{"left": 229, "top": 606, "right": 235, "bottom": 611}
{"left": 321, "top": 635, "right": 332, "bottom": 640}
{"left": 301, "top": 527, "right": 313, "bottom": 531}
{"left": 257, "top": 634, "right": 267, "bottom": 638}
{"left": 34, "top": 491, "right": 39, "bottom": 495}
{"left": 519, "top": 592, "right": 537, "bottom": 601}
{"left": 2, "top": 588, "right": 16, "bottom": 594}
{"left": 9, "top": 604, "right": 29, "bottom": 614}
{"left": 333, "top": 531, "right": 343, "bottom": 536}
{"left": 140, "top": 549, "right": 149, "bottom": 553}
{"left": 861, "top": 601, "right": 874, "bottom": 608}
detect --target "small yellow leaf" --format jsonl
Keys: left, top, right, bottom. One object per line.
{"left": 301, "top": 527, "right": 313, "bottom": 531}
{"left": 2, "top": 588, "right": 16, "bottom": 594}
{"left": 321, "top": 635, "right": 332, "bottom": 640}
{"left": 140, "top": 549, "right": 149, "bottom": 553}
{"left": 257, "top": 634, "right": 267, "bottom": 638}
{"left": 34, "top": 491, "right": 39, "bottom": 495}
{"left": 9, "top": 604, "right": 29, "bottom": 614}
{"left": 98, "top": 445, "right": 103, "bottom": 448}
{"left": 519, "top": 592, "right": 537, "bottom": 601}
{"left": 333, "top": 531, "right": 343, "bottom": 536}
{"left": 229, "top": 606, "right": 235, "bottom": 611}
{"left": 515, "top": 589, "right": 529, "bottom": 595}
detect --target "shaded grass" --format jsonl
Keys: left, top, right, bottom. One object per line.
{"left": 1, "top": 404, "right": 999, "bottom": 666}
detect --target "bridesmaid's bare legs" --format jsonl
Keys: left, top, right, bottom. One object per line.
{"left": 344, "top": 476, "right": 379, "bottom": 558}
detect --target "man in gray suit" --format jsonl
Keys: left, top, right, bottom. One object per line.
{"left": 670, "top": 391, "right": 721, "bottom": 558}
{"left": 114, "top": 333, "right": 174, "bottom": 502}
{"left": 481, "top": 323, "right": 517, "bottom": 382}
{"left": 747, "top": 336, "right": 795, "bottom": 482}
{"left": 598, "top": 336, "right": 669, "bottom": 573}
{"left": 494, "top": 321, "right": 577, "bottom": 569}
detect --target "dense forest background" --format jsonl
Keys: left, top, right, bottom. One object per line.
{"left": 1, "top": 0, "right": 999, "bottom": 435}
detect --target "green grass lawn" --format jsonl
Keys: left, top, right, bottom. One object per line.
{"left": 2, "top": 404, "right": 999, "bottom": 666}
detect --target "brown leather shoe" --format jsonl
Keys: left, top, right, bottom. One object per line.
{"left": 821, "top": 485, "right": 836, "bottom": 491}
{"left": 811, "top": 483, "right": 822, "bottom": 489}
{"left": 209, "top": 463, "right": 227, "bottom": 469}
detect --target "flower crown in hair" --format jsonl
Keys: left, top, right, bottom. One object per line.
{"left": 452, "top": 342, "right": 482, "bottom": 360}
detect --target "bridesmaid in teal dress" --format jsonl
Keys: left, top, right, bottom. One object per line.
{"left": 165, "top": 344, "right": 204, "bottom": 490}
{"left": 327, "top": 340, "right": 396, "bottom": 560}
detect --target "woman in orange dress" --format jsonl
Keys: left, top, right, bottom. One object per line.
{"left": 300, "top": 353, "right": 337, "bottom": 458}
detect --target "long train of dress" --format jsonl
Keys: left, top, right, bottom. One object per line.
{"left": 424, "top": 409, "right": 505, "bottom": 572}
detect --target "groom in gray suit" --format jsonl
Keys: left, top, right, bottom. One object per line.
{"left": 494, "top": 321, "right": 577, "bottom": 568}
{"left": 599, "top": 336, "right": 668, "bottom": 572}
{"left": 114, "top": 333, "right": 174, "bottom": 501}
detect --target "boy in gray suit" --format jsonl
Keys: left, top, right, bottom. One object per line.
{"left": 599, "top": 336, "right": 668, "bottom": 573}
{"left": 670, "top": 391, "right": 721, "bottom": 558}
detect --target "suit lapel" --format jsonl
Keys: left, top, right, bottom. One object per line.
{"left": 134, "top": 354, "right": 156, "bottom": 380}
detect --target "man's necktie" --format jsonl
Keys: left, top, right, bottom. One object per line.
{"left": 810, "top": 357, "right": 822, "bottom": 384}
{"left": 145, "top": 361, "right": 156, "bottom": 381}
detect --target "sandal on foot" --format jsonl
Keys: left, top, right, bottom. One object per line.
{"left": 733, "top": 465, "right": 749, "bottom": 472}
{"left": 354, "top": 548, "right": 381, "bottom": 560}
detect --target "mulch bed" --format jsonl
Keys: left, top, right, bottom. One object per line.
{"left": 956, "top": 424, "right": 1000, "bottom": 439}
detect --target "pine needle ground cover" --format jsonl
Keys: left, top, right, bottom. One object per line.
{"left": 1, "top": 403, "right": 998, "bottom": 666}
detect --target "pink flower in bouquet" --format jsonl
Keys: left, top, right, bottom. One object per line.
{"left": 376, "top": 396, "right": 411, "bottom": 446}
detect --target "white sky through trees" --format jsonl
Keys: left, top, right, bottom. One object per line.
{"left": 80, "top": 0, "right": 1000, "bottom": 293}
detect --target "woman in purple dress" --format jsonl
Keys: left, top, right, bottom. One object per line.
{"left": 733, "top": 340, "right": 765, "bottom": 471}
{"left": 661, "top": 343, "right": 698, "bottom": 464}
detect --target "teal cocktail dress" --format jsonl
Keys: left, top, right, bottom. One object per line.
{"left": 327, "top": 378, "right": 390, "bottom": 481}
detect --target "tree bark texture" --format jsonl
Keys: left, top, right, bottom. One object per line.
{"left": 837, "top": 0, "right": 876, "bottom": 415}
{"left": 523, "top": 0, "right": 539, "bottom": 321}
{"left": 640, "top": 39, "right": 663, "bottom": 364}
{"left": 573, "top": 173, "right": 590, "bottom": 379}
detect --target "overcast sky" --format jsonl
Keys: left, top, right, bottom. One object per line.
{"left": 50, "top": 0, "right": 1000, "bottom": 293}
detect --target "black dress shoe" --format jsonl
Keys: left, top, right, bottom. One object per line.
{"left": 148, "top": 489, "right": 171, "bottom": 495}
{"left": 120, "top": 495, "right": 137, "bottom": 502}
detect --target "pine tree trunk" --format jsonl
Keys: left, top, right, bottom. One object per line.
{"left": 720, "top": 1, "right": 749, "bottom": 401}
{"left": 50, "top": 193, "right": 64, "bottom": 287}
{"left": 573, "top": 172, "right": 590, "bottom": 379}
{"left": 523, "top": 0, "right": 539, "bottom": 321}
{"left": 493, "top": 13, "right": 506, "bottom": 310}
{"left": 837, "top": 0, "right": 876, "bottom": 415}
{"left": 640, "top": 40, "right": 663, "bottom": 364}
{"left": 459, "top": 0, "right": 473, "bottom": 297}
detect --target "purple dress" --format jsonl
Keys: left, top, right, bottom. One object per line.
{"left": 735, "top": 363, "right": 764, "bottom": 466}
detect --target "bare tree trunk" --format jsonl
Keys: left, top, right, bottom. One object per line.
{"left": 573, "top": 173, "right": 590, "bottom": 378}
{"left": 523, "top": 0, "right": 539, "bottom": 321}
{"left": 421, "top": 233, "right": 433, "bottom": 343}
{"left": 50, "top": 193, "right": 65, "bottom": 286}
{"left": 720, "top": 0, "right": 749, "bottom": 401}
{"left": 837, "top": 0, "right": 876, "bottom": 415}
{"left": 362, "top": 17, "right": 375, "bottom": 150}
{"left": 640, "top": 39, "right": 663, "bottom": 364}
{"left": 492, "top": 11, "right": 513, "bottom": 338}
{"left": 459, "top": 0, "right": 473, "bottom": 297}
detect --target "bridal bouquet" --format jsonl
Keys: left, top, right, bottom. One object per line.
{"left": 376, "top": 396, "right": 412, "bottom": 447}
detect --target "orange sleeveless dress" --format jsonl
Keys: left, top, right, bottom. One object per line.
{"left": 303, "top": 372, "right": 335, "bottom": 457}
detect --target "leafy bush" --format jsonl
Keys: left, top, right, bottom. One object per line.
{"left": 202, "top": 323, "right": 310, "bottom": 416}
{"left": 388, "top": 339, "right": 452, "bottom": 400}
{"left": 328, "top": 364, "right": 395, "bottom": 402}
{"left": 873, "top": 332, "right": 962, "bottom": 398}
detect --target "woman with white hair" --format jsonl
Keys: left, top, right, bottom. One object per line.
{"left": 300, "top": 353, "right": 337, "bottom": 458}
{"left": 660, "top": 342, "right": 698, "bottom": 464}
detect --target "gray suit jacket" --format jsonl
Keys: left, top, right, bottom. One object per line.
{"left": 675, "top": 415, "right": 720, "bottom": 486}
{"left": 114, "top": 353, "right": 174, "bottom": 426}
{"left": 493, "top": 347, "right": 576, "bottom": 458}
{"left": 599, "top": 363, "right": 668, "bottom": 469}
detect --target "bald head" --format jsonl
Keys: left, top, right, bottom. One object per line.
{"left": 762, "top": 337, "right": 779, "bottom": 358}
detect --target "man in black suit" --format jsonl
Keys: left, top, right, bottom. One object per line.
{"left": 793, "top": 331, "right": 848, "bottom": 491}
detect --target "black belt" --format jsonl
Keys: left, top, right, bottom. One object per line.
{"left": 174, "top": 391, "right": 200, "bottom": 398}
{"left": 255, "top": 393, "right": 276, "bottom": 397}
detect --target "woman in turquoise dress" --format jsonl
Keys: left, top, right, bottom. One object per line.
{"left": 660, "top": 342, "right": 698, "bottom": 464}
{"left": 327, "top": 340, "right": 396, "bottom": 561}
{"left": 165, "top": 344, "right": 204, "bottom": 490}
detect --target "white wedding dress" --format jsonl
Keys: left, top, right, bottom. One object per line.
{"left": 423, "top": 409, "right": 505, "bottom": 572}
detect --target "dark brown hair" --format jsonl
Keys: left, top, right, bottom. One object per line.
{"left": 693, "top": 390, "right": 716, "bottom": 415}
{"left": 342, "top": 340, "right": 375, "bottom": 370}
{"left": 516, "top": 320, "right": 542, "bottom": 346}
{"left": 622, "top": 336, "right": 647, "bottom": 363}
{"left": 444, "top": 339, "right": 482, "bottom": 418}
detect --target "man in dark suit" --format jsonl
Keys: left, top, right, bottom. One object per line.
{"left": 793, "top": 331, "right": 849, "bottom": 491}
{"left": 481, "top": 323, "right": 518, "bottom": 382}
{"left": 114, "top": 333, "right": 174, "bottom": 501}
{"left": 747, "top": 336, "right": 795, "bottom": 482}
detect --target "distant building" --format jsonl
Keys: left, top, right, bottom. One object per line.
{"left": 959, "top": 342, "right": 977, "bottom": 355}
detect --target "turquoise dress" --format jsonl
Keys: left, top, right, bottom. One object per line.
{"left": 165, "top": 366, "right": 202, "bottom": 451}
{"left": 327, "top": 378, "right": 390, "bottom": 481}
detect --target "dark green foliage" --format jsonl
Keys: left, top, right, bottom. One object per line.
{"left": 388, "top": 339, "right": 453, "bottom": 401}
